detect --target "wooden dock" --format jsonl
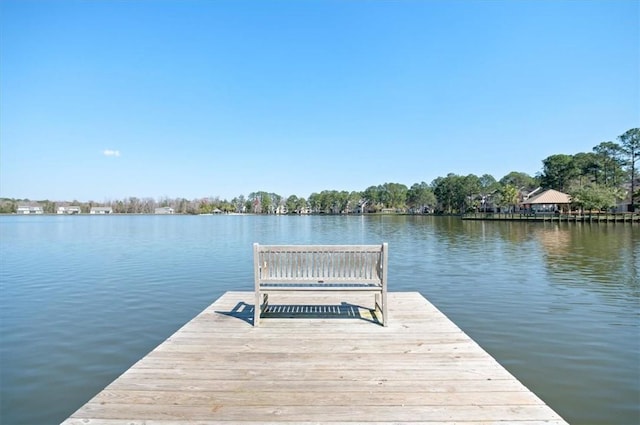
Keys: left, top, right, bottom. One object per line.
{"left": 462, "top": 211, "right": 639, "bottom": 223}
{"left": 62, "top": 291, "right": 568, "bottom": 424}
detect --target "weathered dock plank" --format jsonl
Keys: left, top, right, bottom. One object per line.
{"left": 62, "top": 291, "right": 568, "bottom": 424}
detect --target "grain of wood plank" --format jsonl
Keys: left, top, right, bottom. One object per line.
{"left": 95, "top": 388, "right": 546, "bottom": 405}
{"left": 106, "top": 377, "right": 530, "bottom": 392}
{"left": 161, "top": 341, "right": 474, "bottom": 352}
{"left": 116, "top": 367, "right": 519, "bottom": 381}
{"left": 61, "top": 291, "right": 569, "bottom": 424}
{"left": 67, "top": 403, "right": 565, "bottom": 422}
{"left": 63, "top": 420, "right": 568, "bottom": 425}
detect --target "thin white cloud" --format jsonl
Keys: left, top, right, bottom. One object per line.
{"left": 102, "top": 149, "right": 121, "bottom": 157}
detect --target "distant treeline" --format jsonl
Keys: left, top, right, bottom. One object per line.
{"left": 2, "top": 128, "right": 638, "bottom": 214}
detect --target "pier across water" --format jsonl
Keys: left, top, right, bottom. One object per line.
{"left": 62, "top": 291, "right": 568, "bottom": 424}
{"left": 462, "top": 211, "right": 639, "bottom": 223}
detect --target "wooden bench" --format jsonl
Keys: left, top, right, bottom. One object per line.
{"left": 253, "top": 243, "right": 388, "bottom": 327}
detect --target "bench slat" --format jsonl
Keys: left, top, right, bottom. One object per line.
{"left": 260, "top": 252, "right": 381, "bottom": 281}
{"left": 259, "top": 286, "right": 383, "bottom": 291}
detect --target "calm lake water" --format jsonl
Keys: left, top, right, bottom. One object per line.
{"left": 0, "top": 215, "right": 638, "bottom": 424}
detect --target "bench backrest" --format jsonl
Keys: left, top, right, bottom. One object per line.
{"left": 254, "top": 243, "right": 388, "bottom": 286}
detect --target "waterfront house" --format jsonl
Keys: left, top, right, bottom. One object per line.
{"left": 154, "top": 207, "right": 174, "bottom": 214}
{"left": 355, "top": 201, "right": 368, "bottom": 214}
{"left": 90, "top": 207, "right": 113, "bottom": 214}
{"left": 616, "top": 201, "right": 634, "bottom": 213}
{"left": 17, "top": 205, "right": 44, "bottom": 214}
{"left": 615, "top": 182, "right": 636, "bottom": 212}
{"left": 57, "top": 206, "right": 82, "bottom": 214}
{"left": 521, "top": 189, "right": 571, "bottom": 213}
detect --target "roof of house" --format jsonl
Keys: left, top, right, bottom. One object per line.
{"left": 523, "top": 187, "right": 542, "bottom": 199}
{"left": 523, "top": 189, "right": 571, "bottom": 204}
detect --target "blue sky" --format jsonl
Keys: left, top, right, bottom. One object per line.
{"left": 1, "top": 0, "right": 638, "bottom": 202}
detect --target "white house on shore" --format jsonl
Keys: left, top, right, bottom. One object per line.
{"left": 17, "top": 205, "right": 44, "bottom": 214}
{"left": 90, "top": 207, "right": 113, "bottom": 214}
{"left": 154, "top": 207, "right": 174, "bottom": 214}
{"left": 57, "top": 206, "right": 82, "bottom": 214}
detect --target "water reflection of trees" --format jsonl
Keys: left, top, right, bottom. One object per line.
{"left": 428, "top": 216, "right": 538, "bottom": 245}
{"left": 360, "top": 216, "right": 638, "bottom": 296}
{"left": 460, "top": 220, "right": 538, "bottom": 244}
{"left": 424, "top": 217, "right": 638, "bottom": 294}
{"left": 533, "top": 223, "right": 639, "bottom": 290}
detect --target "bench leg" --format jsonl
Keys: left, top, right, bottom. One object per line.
{"left": 374, "top": 293, "right": 385, "bottom": 326}
{"left": 254, "top": 291, "right": 261, "bottom": 327}
{"left": 254, "top": 293, "right": 270, "bottom": 327}
{"left": 374, "top": 292, "right": 387, "bottom": 326}
{"left": 382, "top": 290, "right": 388, "bottom": 327}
